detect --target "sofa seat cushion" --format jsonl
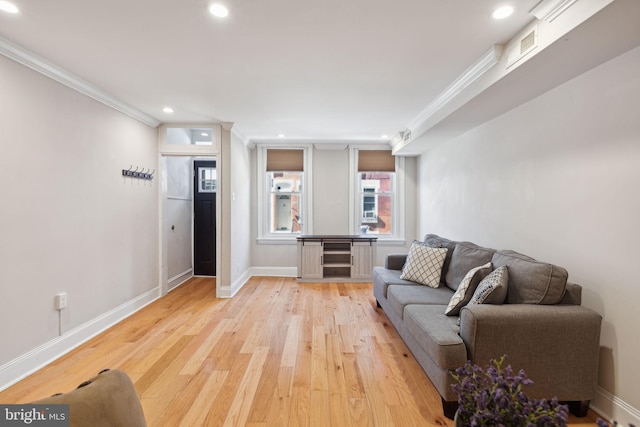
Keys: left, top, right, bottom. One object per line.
{"left": 373, "top": 266, "right": 421, "bottom": 298}
{"left": 387, "top": 284, "right": 454, "bottom": 319}
{"left": 403, "top": 304, "right": 468, "bottom": 370}
{"left": 492, "top": 250, "right": 568, "bottom": 304}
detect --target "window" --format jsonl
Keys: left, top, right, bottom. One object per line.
{"left": 354, "top": 149, "right": 398, "bottom": 237}
{"left": 258, "top": 147, "right": 311, "bottom": 240}
{"left": 198, "top": 167, "right": 216, "bottom": 192}
{"left": 358, "top": 172, "right": 395, "bottom": 234}
{"left": 268, "top": 171, "right": 303, "bottom": 233}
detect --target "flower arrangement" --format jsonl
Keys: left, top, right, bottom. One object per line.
{"left": 451, "top": 355, "right": 569, "bottom": 426}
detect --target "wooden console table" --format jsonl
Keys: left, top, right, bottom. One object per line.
{"left": 296, "top": 235, "right": 377, "bottom": 282}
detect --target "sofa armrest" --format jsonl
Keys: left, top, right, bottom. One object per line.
{"left": 385, "top": 253, "right": 407, "bottom": 270}
{"left": 459, "top": 304, "right": 601, "bottom": 400}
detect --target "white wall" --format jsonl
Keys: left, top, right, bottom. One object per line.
{"left": 313, "top": 149, "right": 350, "bottom": 234}
{"left": 0, "top": 55, "right": 159, "bottom": 382}
{"left": 416, "top": 46, "right": 640, "bottom": 424}
{"left": 230, "top": 132, "right": 252, "bottom": 288}
{"left": 166, "top": 156, "right": 193, "bottom": 289}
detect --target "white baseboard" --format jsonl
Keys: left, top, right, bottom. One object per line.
{"left": 168, "top": 269, "right": 193, "bottom": 291}
{"left": 216, "top": 266, "right": 297, "bottom": 298}
{"left": 216, "top": 269, "right": 251, "bottom": 298}
{"left": 249, "top": 266, "right": 297, "bottom": 277}
{"left": 591, "top": 386, "right": 640, "bottom": 425}
{"left": 0, "top": 286, "right": 160, "bottom": 392}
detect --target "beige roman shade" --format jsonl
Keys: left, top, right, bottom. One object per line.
{"left": 266, "top": 149, "right": 304, "bottom": 172}
{"left": 358, "top": 150, "right": 395, "bottom": 172}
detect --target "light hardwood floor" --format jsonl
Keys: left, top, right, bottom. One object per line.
{"left": 0, "top": 277, "right": 600, "bottom": 426}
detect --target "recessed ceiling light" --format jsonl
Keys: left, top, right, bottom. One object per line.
{"left": 209, "top": 4, "right": 229, "bottom": 18}
{"left": 492, "top": 5, "right": 514, "bottom": 19}
{"left": 163, "top": 107, "right": 174, "bottom": 113}
{"left": 201, "top": 132, "right": 209, "bottom": 136}
{"left": 278, "top": 134, "right": 286, "bottom": 138}
{"left": 381, "top": 134, "right": 389, "bottom": 139}
{"left": 0, "top": 1, "right": 19, "bottom": 14}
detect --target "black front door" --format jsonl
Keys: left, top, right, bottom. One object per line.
{"left": 193, "top": 160, "right": 216, "bottom": 276}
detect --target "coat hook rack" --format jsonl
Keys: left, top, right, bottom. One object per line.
{"left": 122, "top": 166, "right": 154, "bottom": 180}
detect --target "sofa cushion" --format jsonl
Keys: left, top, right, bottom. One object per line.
{"left": 387, "top": 284, "right": 454, "bottom": 319}
{"left": 400, "top": 241, "right": 448, "bottom": 287}
{"left": 445, "top": 242, "right": 495, "bottom": 291}
{"left": 403, "top": 304, "right": 468, "bottom": 370}
{"left": 373, "top": 266, "right": 420, "bottom": 298}
{"left": 468, "top": 265, "right": 509, "bottom": 305}
{"left": 445, "top": 262, "right": 492, "bottom": 316}
{"left": 423, "top": 234, "right": 457, "bottom": 285}
{"left": 492, "top": 250, "right": 568, "bottom": 304}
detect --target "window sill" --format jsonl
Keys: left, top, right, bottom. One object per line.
{"left": 257, "top": 237, "right": 298, "bottom": 245}
{"left": 373, "top": 238, "right": 406, "bottom": 246}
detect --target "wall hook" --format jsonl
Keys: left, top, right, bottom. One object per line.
{"left": 122, "top": 165, "right": 154, "bottom": 180}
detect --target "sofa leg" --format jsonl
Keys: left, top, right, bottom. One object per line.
{"left": 442, "top": 398, "right": 458, "bottom": 420}
{"left": 376, "top": 300, "right": 381, "bottom": 308}
{"left": 567, "top": 400, "right": 590, "bottom": 417}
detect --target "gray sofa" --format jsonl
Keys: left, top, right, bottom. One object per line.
{"left": 372, "top": 234, "right": 602, "bottom": 419}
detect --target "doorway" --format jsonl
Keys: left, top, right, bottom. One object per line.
{"left": 193, "top": 160, "right": 217, "bottom": 276}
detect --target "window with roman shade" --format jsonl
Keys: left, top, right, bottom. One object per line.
{"left": 356, "top": 150, "right": 395, "bottom": 236}
{"left": 265, "top": 148, "right": 305, "bottom": 235}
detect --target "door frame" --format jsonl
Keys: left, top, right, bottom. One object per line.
{"left": 158, "top": 122, "right": 230, "bottom": 298}
{"left": 160, "top": 154, "right": 219, "bottom": 295}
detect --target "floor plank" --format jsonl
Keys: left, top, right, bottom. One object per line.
{"left": 0, "top": 276, "right": 601, "bottom": 426}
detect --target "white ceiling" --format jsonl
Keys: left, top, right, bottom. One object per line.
{"left": 0, "top": 0, "right": 545, "bottom": 144}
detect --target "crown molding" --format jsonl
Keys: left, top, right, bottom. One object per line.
{"left": 530, "top": 0, "right": 580, "bottom": 22}
{"left": 0, "top": 36, "right": 161, "bottom": 128}
{"left": 406, "top": 45, "right": 503, "bottom": 132}
{"left": 231, "top": 126, "right": 253, "bottom": 148}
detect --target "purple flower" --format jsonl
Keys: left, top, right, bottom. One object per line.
{"left": 451, "top": 355, "right": 569, "bottom": 427}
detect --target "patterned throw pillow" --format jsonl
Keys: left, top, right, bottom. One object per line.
{"left": 468, "top": 265, "right": 509, "bottom": 305}
{"left": 445, "top": 262, "right": 492, "bottom": 316}
{"left": 400, "top": 241, "right": 448, "bottom": 287}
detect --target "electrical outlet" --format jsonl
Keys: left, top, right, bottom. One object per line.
{"left": 55, "top": 293, "right": 68, "bottom": 310}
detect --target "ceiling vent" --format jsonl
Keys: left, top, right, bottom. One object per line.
{"left": 506, "top": 25, "right": 538, "bottom": 69}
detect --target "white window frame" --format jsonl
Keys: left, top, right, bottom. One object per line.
{"left": 349, "top": 147, "right": 405, "bottom": 244}
{"left": 361, "top": 180, "right": 380, "bottom": 224}
{"left": 257, "top": 144, "right": 313, "bottom": 243}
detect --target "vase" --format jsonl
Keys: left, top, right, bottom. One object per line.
{"left": 453, "top": 410, "right": 463, "bottom": 427}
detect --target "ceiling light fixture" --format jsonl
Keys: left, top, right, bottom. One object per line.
{"left": 492, "top": 5, "right": 514, "bottom": 19}
{"left": 201, "top": 132, "right": 209, "bottom": 136}
{"left": 381, "top": 134, "right": 389, "bottom": 139}
{"left": 162, "top": 107, "right": 174, "bottom": 113}
{"left": 0, "top": 1, "right": 19, "bottom": 14}
{"left": 209, "top": 4, "right": 229, "bottom": 18}
{"left": 278, "top": 134, "right": 286, "bottom": 138}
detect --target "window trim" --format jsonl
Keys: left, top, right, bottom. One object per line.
{"left": 257, "top": 144, "right": 313, "bottom": 243}
{"left": 349, "top": 147, "right": 405, "bottom": 243}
